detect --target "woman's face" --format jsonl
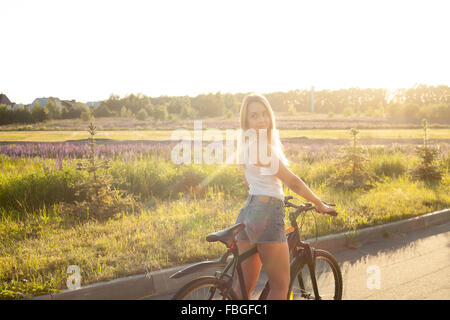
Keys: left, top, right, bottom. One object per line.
{"left": 247, "top": 101, "right": 271, "bottom": 134}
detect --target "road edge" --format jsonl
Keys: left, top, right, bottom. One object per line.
{"left": 32, "top": 208, "right": 450, "bottom": 300}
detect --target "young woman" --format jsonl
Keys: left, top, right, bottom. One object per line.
{"left": 233, "top": 93, "right": 337, "bottom": 300}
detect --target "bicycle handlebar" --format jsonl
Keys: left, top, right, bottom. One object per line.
{"left": 284, "top": 195, "right": 338, "bottom": 217}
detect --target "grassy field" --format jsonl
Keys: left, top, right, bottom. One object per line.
{"left": 0, "top": 143, "right": 449, "bottom": 299}
{"left": 1, "top": 114, "right": 449, "bottom": 132}
{"left": 0, "top": 128, "right": 449, "bottom": 142}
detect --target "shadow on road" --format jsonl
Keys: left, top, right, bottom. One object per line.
{"left": 330, "top": 221, "right": 450, "bottom": 299}
{"left": 331, "top": 221, "right": 450, "bottom": 266}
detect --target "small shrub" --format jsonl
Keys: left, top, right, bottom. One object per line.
{"left": 408, "top": 119, "right": 443, "bottom": 185}
{"left": 80, "top": 111, "right": 91, "bottom": 122}
{"left": 59, "top": 122, "right": 140, "bottom": 220}
{"left": 327, "top": 128, "right": 377, "bottom": 191}
{"left": 136, "top": 108, "right": 148, "bottom": 121}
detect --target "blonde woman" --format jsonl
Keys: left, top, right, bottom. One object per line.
{"left": 233, "top": 93, "right": 337, "bottom": 300}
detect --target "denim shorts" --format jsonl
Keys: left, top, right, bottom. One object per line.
{"left": 235, "top": 194, "right": 287, "bottom": 244}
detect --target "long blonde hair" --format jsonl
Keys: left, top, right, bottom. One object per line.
{"left": 238, "top": 93, "right": 289, "bottom": 167}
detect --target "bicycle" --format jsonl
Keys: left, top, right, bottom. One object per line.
{"left": 170, "top": 195, "right": 343, "bottom": 300}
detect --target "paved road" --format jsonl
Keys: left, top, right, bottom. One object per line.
{"left": 149, "top": 221, "right": 450, "bottom": 300}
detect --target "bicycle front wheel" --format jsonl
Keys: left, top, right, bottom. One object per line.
{"left": 172, "top": 276, "right": 238, "bottom": 300}
{"left": 288, "top": 249, "right": 343, "bottom": 300}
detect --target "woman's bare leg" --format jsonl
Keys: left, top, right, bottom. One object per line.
{"left": 232, "top": 240, "right": 262, "bottom": 299}
{"left": 257, "top": 242, "right": 290, "bottom": 300}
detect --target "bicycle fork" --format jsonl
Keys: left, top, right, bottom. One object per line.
{"left": 297, "top": 242, "right": 321, "bottom": 300}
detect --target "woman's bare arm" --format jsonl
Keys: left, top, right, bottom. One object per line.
{"left": 278, "top": 164, "right": 337, "bottom": 215}
{"left": 274, "top": 160, "right": 322, "bottom": 206}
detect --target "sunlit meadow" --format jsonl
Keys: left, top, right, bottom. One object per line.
{"left": 0, "top": 139, "right": 449, "bottom": 299}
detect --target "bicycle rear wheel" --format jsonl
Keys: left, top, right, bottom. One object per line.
{"left": 172, "top": 276, "right": 238, "bottom": 300}
{"left": 288, "top": 249, "right": 343, "bottom": 300}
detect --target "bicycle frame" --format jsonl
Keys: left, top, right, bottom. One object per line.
{"left": 214, "top": 213, "right": 321, "bottom": 300}
{"left": 170, "top": 202, "right": 329, "bottom": 300}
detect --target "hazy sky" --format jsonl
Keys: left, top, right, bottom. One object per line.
{"left": 1, "top": 0, "right": 449, "bottom": 104}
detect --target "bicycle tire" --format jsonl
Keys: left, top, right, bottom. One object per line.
{"left": 288, "top": 249, "right": 343, "bottom": 300}
{"left": 172, "top": 276, "right": 239, "bottom": 300}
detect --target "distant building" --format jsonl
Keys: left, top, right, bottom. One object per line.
{"left": 0, "top": 93, "right": 15, "bottom": 109}
{"left": 85, "top": 101, "right": 101, "bottom": 108}
{"left": 61, "top": 99, "right": 76, "bottom": 108}
{"left": 29, "top": 97, "right": 77, "bottom": 110}
{"left": 29, "top": 97, "right": 62, "bottom": 109}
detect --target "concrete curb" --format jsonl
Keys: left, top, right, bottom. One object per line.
{"left": 32, "top": 208, "right": 450, "bottom": 300}
{"left": 306, "top": 208, "right": 450, "bottom": 251}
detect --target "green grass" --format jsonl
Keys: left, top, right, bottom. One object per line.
{"left": 1, "top": 175, "right": 448, "bottom": 299}
{"left": 0, "top": 128, "right": 449, "bottom": 142}
{"left": 0, "top": 148, "right": 449, "bottom": 299}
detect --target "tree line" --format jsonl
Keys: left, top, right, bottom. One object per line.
{"left": 1, "top": 84, "right": 449, "bottom": 125}
{"left": 0, "top": 100, "right": 91, "bottom": 125}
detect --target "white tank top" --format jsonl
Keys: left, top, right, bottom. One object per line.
{"left": 243, "top": 141, "right": 285, "bottom": 201}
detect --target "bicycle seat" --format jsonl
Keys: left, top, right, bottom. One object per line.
{"left": 206, "top": 223, "right": 245, "bottom": 248}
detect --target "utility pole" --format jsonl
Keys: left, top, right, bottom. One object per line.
{"left": 311, "top": 86, "right": 314, "bottom": 113}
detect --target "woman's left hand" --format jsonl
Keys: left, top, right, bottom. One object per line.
{"left": 315, "top": 202, "right": 337, "bottom": 215}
